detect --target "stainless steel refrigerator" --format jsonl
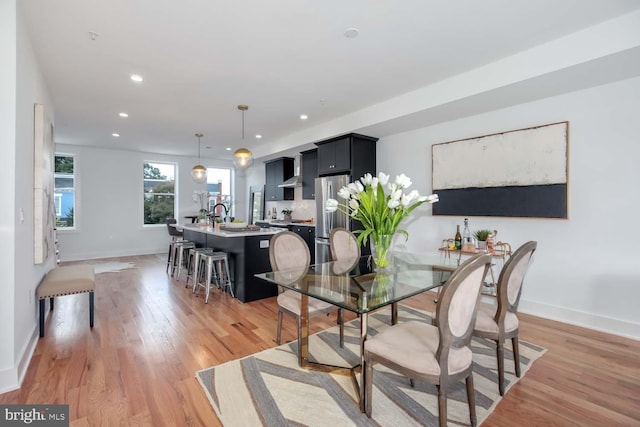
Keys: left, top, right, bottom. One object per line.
{"left": 315, "top": 174, "right": 350, "bottom": 264}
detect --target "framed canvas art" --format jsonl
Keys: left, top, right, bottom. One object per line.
{"left": 34, "top": 103, "right": 56, "bottom": 264}
{"left": 432, "top": 121, "right": 569, "bottom": 218}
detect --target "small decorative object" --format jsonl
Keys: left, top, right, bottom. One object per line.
{"left": 326, "top": 172, "right": 439, "bottom": 269}
{"left": 193, "top": 190, "right": 210, "bottom": 213}
{"left": 281, "top": 209, "right": 293, "bottom": 222}
{"left": 473, "top": 229, "right": 492, "bottom": 250}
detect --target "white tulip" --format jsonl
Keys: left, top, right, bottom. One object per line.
{"left": 337, "top": 187, "right": 351, "bottom": 200}
{"left": 325, "top": 198, "right": 339, "bottom": 212}
{"left": 395, "top": 173, "right": 412, "bottom": 189}
{"left": 355, "top": 181, "right": 364, "bottom": 193}
{"left": 349, "top": 198, "right": 360, "bottom": 210}
{"left": 388, "top": 199, "right": 400, "bottom": 209}
{"left": 361, "top": 173, "right": 373, "bottom": 186}
{"left": 347, "top": 183, "right": 359, "bottom": 195}
{"left": 378, "top": 172, "right": 389, "bottom": 186}
{"left": 371, "top": 177, "right": 379, "bottom": 189}
{"left": 390, "top": 189, "right": 402, "bottom": 201}
{"left": 425, "top": 194, "right": 439, "bottom": 203}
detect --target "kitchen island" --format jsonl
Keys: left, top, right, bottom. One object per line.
{"left": 181, "top": 224, "right": 284, "bottom": 302}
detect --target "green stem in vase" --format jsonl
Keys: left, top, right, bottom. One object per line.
{"left": 371, "top": 233, "right": 393, "bottom": 268}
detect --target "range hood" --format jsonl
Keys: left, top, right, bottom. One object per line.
{"left": 278, "top": 155, "right": 301, "bottom": 187}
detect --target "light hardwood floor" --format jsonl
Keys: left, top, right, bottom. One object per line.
{"left": 1, "top": 254, "right": 638, "bottom": 426}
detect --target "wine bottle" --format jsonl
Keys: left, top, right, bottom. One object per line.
{"left": 454, "top": 225, "right": 462, "bottom": 250}
{"left": 462, "top": 218, "right": 474, "bottom": 252}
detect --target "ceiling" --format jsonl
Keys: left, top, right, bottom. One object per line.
{"left": 19, "top": 0, "right": 640, "bottom": 163}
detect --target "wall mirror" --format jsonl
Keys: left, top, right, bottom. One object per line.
{"left": 248, "top": 185, "right": 265, "bottom": 224}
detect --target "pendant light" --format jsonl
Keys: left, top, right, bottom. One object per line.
{"left": 233, "top": 105, "right": 254, "bottom": 169}
{"left": 191, "top": 133, "right": 207, "bottom": 183}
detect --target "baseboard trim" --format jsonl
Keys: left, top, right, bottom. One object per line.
{"left": 520, "top": 299, "right": 640, "bottom": 341}
{"left": 60, "top": 247, "right": 165, "bottom": 262}
{"left": 0, "top": 326, "right": 39, "bottom": 394}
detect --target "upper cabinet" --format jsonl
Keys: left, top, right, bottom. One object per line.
{"left": 300, "top": 149, "right": 317, "bottom": 200}
{"left": 315, "top": 133, "right": 378, "bottom": 178}
{"left": 265, "top": 157, "right": 294, "bottom": 201}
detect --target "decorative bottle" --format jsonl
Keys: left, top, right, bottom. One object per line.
{"left": 454, "top": 225, "right": 462, "bottom": 250}
{"left": 462, "top": 218, "right": 475, "bottom": 252}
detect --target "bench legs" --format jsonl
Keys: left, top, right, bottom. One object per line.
{"left": 39, "top": 292, "right": 95, "bottom": 338}
{"left": 89, "top": 291, "right": 94, "bottom": 328}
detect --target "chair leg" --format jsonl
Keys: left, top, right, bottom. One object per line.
{"left": 338, "top": 309, "right": 344, "bottom": 348}
{"left": 276, "top": 310, "right": 283, "bottom": 345}
{"left": 39, "top": 299, "right": 45, "bottom": 338}
{"left": 512, "top": 336, "right": 521, "bottom": 378}
{"left": 89, "top": 291, "right": 94, "bottom": 328}
{"left": 497, "top": 339, "right": 505, "bottom": 396}
{"left": 437, "top": 384, "right": 448, "bottom": 427}
{"left": 466, "top": 373, "right": 477, "bottom": 426}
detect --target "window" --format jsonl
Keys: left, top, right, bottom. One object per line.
{"left": 207, "top": 168, "right": 232, "bottom": 218}
{"left": 143, "top": 162, "right": 176, "bottom": 225}
{"left": 54, "top": 154, "right": 75, "bottom": 228}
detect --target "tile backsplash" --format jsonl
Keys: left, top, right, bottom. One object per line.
{"left": 264, "top": 187, "right": 316, "bottom": 221}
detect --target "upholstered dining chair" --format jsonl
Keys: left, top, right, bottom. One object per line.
{"left": 269, "top": 231, "right": 344, "bottom": 363}
{"left": 472, "top": 240, "right": 537, "bottom": 396}
{"left": 364, "top": 253, "right": 493, "bottom": 426}
{"left": 329, "top": 227, "right": 360, "bottom": 261}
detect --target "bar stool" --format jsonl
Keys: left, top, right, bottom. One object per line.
{"left": 195, "top": 252, "right": 234, "bottom": 303}
{"left": 185, "top": 247, "right": 214, "bottom": 288}
{"left": 167, "top": 239, "right": 188, "bottom": 273}
{"left": 171, "top": 241, "right": 195, "bottom": 278}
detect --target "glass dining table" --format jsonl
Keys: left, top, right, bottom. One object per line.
{"left": 255, "top": 250, "right": 465, "bottom": 411}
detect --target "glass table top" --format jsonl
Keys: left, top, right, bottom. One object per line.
{"left": 255, "top": 251, "right": 461, "bottom": 314}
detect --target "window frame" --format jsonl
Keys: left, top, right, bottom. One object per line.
{"left": 54, "top": 153, "right": 77, "bottom": 230}
{"left": 143, "top": 161, "right": 177, "bottom": 227}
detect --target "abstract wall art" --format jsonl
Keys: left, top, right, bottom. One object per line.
{"left": 34, "top": 103, "right": 56, "bottom": 264}
{"left": 432, "top": 121, "right": 569, "bottom": 218}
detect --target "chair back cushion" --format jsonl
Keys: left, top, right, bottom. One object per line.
{"left": 498, "top": 241, "right": 537, "bottom": 314}
{"left": 269, "top": 231, "right": 310, "bottom": 271}
{"left": 166, "top": 218, "right": 182, "bottom": 237}
{"left": 436, "top": 253, "right": 492, "bottom": 351}
{"left": 448, "top": 266, "right": 488, "bottom": 337}
{"left": 329, "top": 228, "right": 360, "bottom": 261}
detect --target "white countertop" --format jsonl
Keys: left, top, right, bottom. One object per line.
{"left": 179, "top": 223, "right": 286, "bottom": 238}
{"left": 257, "top": 220, "right": 316, "bottom": 227}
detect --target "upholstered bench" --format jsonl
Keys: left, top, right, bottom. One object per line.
{"left": 37, "top": 265, "right": 95, "bottom": 338}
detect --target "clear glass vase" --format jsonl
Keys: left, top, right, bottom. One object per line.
{"left": 370, "top": 233, "right": 394, "bottom": 270}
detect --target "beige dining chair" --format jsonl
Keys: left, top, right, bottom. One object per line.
{"left": 269, "top": 231, "right": 344, "bottom": 363}
{"left": 329, "top": 227, "right": 360, "bottom": 261}
{"left": 364, "top": 253, "right": 492, "bottom": 426}
{"left": 472, "top": 240, "right": 537, "bottom": 396}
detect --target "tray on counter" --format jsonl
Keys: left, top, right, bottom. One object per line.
{"left": 219, "top": 225, "right": 261, "bottom": 232}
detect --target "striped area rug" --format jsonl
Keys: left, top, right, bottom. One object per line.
{"left": 196, "top": 305, "right": 546, "bottom": 426}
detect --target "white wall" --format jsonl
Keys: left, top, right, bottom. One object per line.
{"left": 378, "top": 76, "right": 640, "bottom": 339}
{"left": 0, "top": 0, "right": 56, "bottom": 393}
{"left": 0, "top": 0, "right": 18, "bottom": 389}
{"left": 55, "top": 144, "right": 240, "bottom": 261}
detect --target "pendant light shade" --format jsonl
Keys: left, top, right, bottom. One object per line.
{"left": 233, "top": 105, "right": 253, "bottom": 169}
{"left": 191, "top": 133, "right": 207, "bottom": 184}
{"left": 233, "top": 148, "right": 253, "bottom": 168}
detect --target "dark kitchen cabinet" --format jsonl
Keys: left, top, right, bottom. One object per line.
{"left": 289, "top": 224, "right": 315, "bottom": 264}
{"left": 315, "top": 133, "right": 378, "bottom": 179}
{"left": 301, "top": 148, "right": 317, "bottom": 200}
{"left": 265, "top": 157, "right": 294, "bottom": 201}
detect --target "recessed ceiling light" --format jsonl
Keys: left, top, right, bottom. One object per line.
{"left": 225, "top": 147, "right": 232, "bottom": 151}
{"left": 119, "top": 112, "right": 128, "bottom": 118}
{"left": 300, "top": 114, "right": 308, "bottom": 120}
{"left": 344, "top": 28, "right": 359, "bottom": 39}
{"left": 255, "top": 134, "right": 262, "bottom": 139}
{"left": 112, "top": 133, "right": 120, "bottom": 137}
{"left": 130, "top": 74, "right": 143, "bottom": 83}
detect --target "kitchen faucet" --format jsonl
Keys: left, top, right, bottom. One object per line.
{"left": 211, "top": 203, "right": 229, "bottom": 221}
